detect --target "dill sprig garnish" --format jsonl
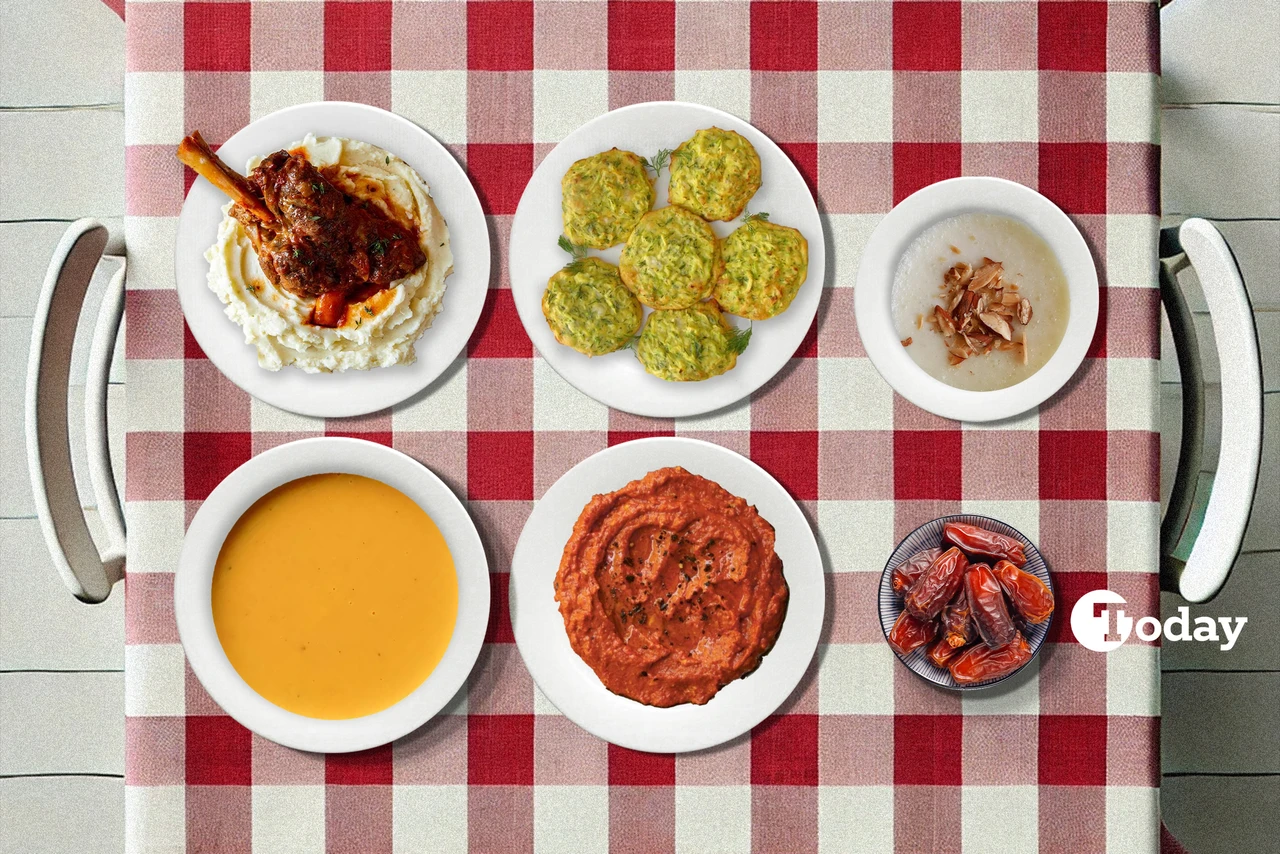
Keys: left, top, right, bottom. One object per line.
{"left": 726, "top": 324, "right": 753, "bottom": 355}
{"left": 741, "top": 210, "right": 770, "bottom": 223}
{"left": 558, "top": 235, "right": 590, "bottom": 262}
{"left": 642, "top": 148, "right": 672, "bottom": 174}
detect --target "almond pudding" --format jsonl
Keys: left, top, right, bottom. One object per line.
{"left": 892, "top": 213, "right": 1070, "bottom": 391}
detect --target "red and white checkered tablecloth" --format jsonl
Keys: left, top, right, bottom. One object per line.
{"left": 121, "top": 2, "right": 1163, "bottom": 851}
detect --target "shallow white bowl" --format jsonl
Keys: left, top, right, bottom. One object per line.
{"left": 174, "top": 102, "right": 490, "bottom": 418}
{"left": 174, "top": 437, "right": 489, "bottom": 753}
{"left": 509, "top": 437, "right": 825, "bottom": 753}
{"left": 854, "top": 177, "right": 1099, "bottom": 422}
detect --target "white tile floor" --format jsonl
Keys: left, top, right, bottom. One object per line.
{"left": 0, "top": 1, "right": 1276, "bottom": 852}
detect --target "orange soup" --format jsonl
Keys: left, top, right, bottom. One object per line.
{"left": 211, "top": 473, "right": 458, "bottom": 719}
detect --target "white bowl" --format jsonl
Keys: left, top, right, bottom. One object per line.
{"left": 174, "top": 437, "right": 489, "bottom": 753}
{"left": 854, "top": 177, "right": 1099, "bottom": 422}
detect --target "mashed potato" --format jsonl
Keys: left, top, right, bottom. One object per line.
{"left": 205, "top": 134, "right": 452, "bottom": 373}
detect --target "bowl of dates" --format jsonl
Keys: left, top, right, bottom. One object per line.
{"left": 878, "top": 515, "right": 1055, "bottom": 690}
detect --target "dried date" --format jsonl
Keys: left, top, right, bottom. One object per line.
{"left": 941, "top": 587, "right": 974, "bottom": 648}
{"left": 949, "top": 632, "right": 1032, "bottom": 684}
{"left": 904, "top": 547, "right": 969, "bottom": 621}
{"left": 964, "top": 563, "right": 1017, "bottom": 648}
{"left": 888, "top": 610, "right": 938, "bottom": 656}
{"left": 942, "top": 521, "right": 1027, "bottom": 567}
{"left": 927, "top": 637, "right": 964, "bottom": 668}
{"left": 891, "top": 547, "right": 944, "bottom": 597}
{"left": 992, "top": 559, "right": 1055, "bottom": 624}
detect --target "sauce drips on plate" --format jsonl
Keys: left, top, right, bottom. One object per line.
{"left": 211, "top": 473, "right": 457, "bottom": 719}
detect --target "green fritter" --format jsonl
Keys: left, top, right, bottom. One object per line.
{"left": 619, "top": 206, "right": 721, "bottom": 310}
{"left": 542, "top": 258, "right": 643, "bottom": 356}
{"left": 713, "top": 217, "right": 809, "bottom": 320}
{"left": 635, "top": 302, "right": 751, "bottom": 382}
{"left": 667, "top": 128, "right": 763, "bottom": 222}
{"left": 561, "top": 149, "right": 656, "bottom": 249}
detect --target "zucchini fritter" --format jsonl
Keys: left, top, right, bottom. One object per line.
{"left": 542, "top": 258, "right": 643, "bottom": 356}
{"left": 635, "top": 302, "right": 750, "bottom": 382}
{"left": 619, "top": 206, "right": 721, "bottom": 310}
{"left": 713, "top": 218, "right": 809, "bottom": 320}
{"left": 667, "top": 128, "right": 762, "bottom": 222}
{"left": 561, "top": 149, "right": 655, "bottom": 249}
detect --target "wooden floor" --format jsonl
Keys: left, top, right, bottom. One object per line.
{"left": 0, "top": 1, "right": 1275, "bottom": 851}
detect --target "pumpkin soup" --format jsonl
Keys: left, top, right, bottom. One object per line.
{"left": 211, "top": 473, "right": 458, "bottom": 719}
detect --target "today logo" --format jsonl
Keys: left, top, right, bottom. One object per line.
{"left": 1069, "top": 589, "right": 1247, "bottom": 653}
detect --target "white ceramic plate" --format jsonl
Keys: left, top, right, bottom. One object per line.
{"left": 509, "top": 437, "right": 825, "bottom": 753}
{"left": 508, "top": 102, "right": 826, "bottom": 419}
{"left": 855, "top": 177, "right": 1099, "bottom": 422}
{"left": 174, "top": 437, "right": 490, "bottom": 753}
{"left": 174, "top": 102, "right": 490, "bottom": 418}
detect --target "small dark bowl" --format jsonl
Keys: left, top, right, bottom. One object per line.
{"left": 878, "top": 514, "right": 1054, "bottom": 690}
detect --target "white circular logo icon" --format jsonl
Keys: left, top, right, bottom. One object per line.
{"left": 1070, "top": 589, "right": 1130, "bottom": 652}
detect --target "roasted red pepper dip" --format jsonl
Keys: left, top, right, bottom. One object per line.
{"left": 554, "top": 467, "right": 789, "bottom": 707}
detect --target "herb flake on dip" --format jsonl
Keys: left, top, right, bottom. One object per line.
{"left": 893, "top": 213, "right": 1069, "bottom": 391}
{"left": 204, "top": 134, "right": 453, "bottom": 373}
{"left": 554, "top": 467, "right": 789, "bottom": 707}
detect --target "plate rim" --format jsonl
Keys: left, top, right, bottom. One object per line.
{"left": 508, "top": 435, "right": 826, "bottom": 753}
{"left": 877, "top": 513, "right": 1055, "bottom": 691}
{"left": 508, "top": 100, "right": 827, "bottom": 419}
{"left": 173, "top": 436, "right": 490, "bottom": 753}
{"left": 173, "top": 100, "right": 491, "bottom": 418}
{"left": 853, "top": 175, "right": 1100, "bottom": 423}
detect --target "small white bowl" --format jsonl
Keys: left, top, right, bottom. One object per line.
{"left": 174, "top": 437, "right": 489, "bottom": 753}
{"left": 854, "top": 177, "right": 1099, "bottom": 422}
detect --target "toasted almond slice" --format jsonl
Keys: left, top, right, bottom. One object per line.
{"left": 1018, "top": 298, "right": 1033, "bottom": 325}
{"left": 915, "top": 314, "right": 924, "bottom": 329}
{"left": 901, "top": 337, "right": 913, "bottom": 347}
{"left": 969, "top": 262, "right": 1003, "bottom": 292}
{"left": 1002, "top": 292, "right": 1021, "bottom": 306}
{"left": 948, "top": 353, "right": 967, "bottom": 367}
{"left": 978, "top": 311, "right": 1013, "bottom": 340}
{"left": 944, "top": 262, "right": 972, "bottom": 286}
{"left": 934, "top": 305, "right": 957, "bottom": 336}
{"left": 1020, "top": 339, "right": 1029, "bottom": 364}
{"left": 949, "top": 245, "right": 961, "bottom": 254}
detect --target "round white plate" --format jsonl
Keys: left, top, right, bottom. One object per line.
{"left": 174, "top": 102, "right": 490, "bottom": 418}
{"left": 508, "top": 102, "right": 826, "bottom": 419}
{"left": 174, "top": 437, "right": 490, "bottom": 753}
{"left": 854, "top": 176, "right": 1099, "bottom": 422}
{"left": 509, "top": 437, "right": 825, "bottom": 753}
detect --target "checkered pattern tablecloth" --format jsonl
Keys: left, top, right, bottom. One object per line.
{"left": 122, "top": 1, "right": 1163, "bottom": 851}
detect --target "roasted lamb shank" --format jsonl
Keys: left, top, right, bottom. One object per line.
{"left": 177, "top": 131, "right": 425, "bottom": 326}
